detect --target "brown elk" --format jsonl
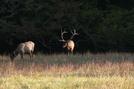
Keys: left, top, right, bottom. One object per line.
{"left": 10, "top": 41, "right": 35, "bottom": 62}
{"left": 59, "top": 29, "right": 79, "bottom": 55}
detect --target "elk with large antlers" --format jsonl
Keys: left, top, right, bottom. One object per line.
{"left": 10, "top": 41, "right": 35, "bottom": 62}
{"left": 59, "top": 29, "right": 79, "bottom": 55}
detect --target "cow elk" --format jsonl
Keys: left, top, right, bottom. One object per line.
{"left": 10, "top": 41, "right": 35, "bottom": 62}
{"left": 59, "top": 29, "right": 79, "bottom": 55}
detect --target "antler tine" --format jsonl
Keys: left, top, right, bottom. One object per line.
{"left": 74, "top": 29, "right": 79, "bottom": 35}
{"left": 70, "top": 29, "right": 79, "bottom": 40}
{"left": 70, "top": 29, "right": 79, "bottom": 35}
{"left": 61, "top": 28, "right": 67, "bottom": 34}
{"left": 59, "top": 28, "right": 67, "bottom": 42}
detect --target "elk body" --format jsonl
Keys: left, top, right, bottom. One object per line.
{"left": 59, "top": 29, "right": 78, "bottom": 55}
{"left": 63, "top": 40, "right": 75, "bottom": 55}
{"left": 10, "top": 41, "right": 35, "bottom": 62}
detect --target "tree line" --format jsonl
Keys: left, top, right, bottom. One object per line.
{"left": 1, "top": 0, "right": 134, "bottom": 54}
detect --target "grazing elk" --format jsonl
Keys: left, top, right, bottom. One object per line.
{"left": 10, "top": 41, "right": 35, "bottom": 62}
{"left": 59, "top": 29, "right": 79, "bottom": 55}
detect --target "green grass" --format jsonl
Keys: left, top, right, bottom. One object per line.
{"left": 0, "top": 52, "right": 134, "bottom": 89}
{"left": 0, "top": 76, "right": 133, "bottom": 89}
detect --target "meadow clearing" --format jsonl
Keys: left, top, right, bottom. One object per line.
{"left": 0, "top": 52, "right": 134, "bottom": 89}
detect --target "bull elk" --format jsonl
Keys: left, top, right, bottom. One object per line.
{"left": 59, "top": 29, "right": 79, "bottom": 55}
{"left": 10, "top": 41, "right": 35, "bottom": 62}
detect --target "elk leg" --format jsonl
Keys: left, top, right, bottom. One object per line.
{"left": 67, "top": 47, "right": 71, "bottom": 56}
{"left": 29, "top": 52, "right": 32, "bottom": 60}
{"left": 71, "top": 51, "right": 73, "bottom": 56}
{"left": 20, "top": 53, "right": 24, "bottom": 59}
{"left": 68, "top": 51, "right": 69, "bottom": 56}
{"left": 71, "top": 49, "right": 74, "bottom": 55}
{"left": 11, "top": 58, "right": 14, "bottom": 62}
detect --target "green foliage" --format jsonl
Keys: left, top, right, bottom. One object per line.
{"left": 1, "top": 0, "right": 134, "bottom": 53}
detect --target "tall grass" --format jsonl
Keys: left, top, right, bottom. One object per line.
{"left": 0, "top": 52, "right": 134, "bottom": 89}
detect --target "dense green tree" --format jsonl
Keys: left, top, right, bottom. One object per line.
{"left": 1, "top": 0, "right": 134, "bottom": 54}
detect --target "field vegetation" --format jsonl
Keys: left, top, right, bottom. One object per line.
{"left": 0, "top": 52, "right": 134, "bottom": 89}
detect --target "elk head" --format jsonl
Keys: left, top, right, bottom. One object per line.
{"left": 10, "top": 51, "right": 18, "bottom": 62}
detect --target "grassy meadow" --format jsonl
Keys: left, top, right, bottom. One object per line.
{"left": 0, "top": 52, "right": 134, "bottom": 89}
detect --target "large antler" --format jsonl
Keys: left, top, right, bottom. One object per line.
{"left": 59, "top": 28, "right": 67, "bottom": 42}
{"left": 70, "top": 29, "right": 79, "bottom": 40}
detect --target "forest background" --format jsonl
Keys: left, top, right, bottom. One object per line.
{"left": 1, "top": 0, "right": 134, "bottom": 54}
